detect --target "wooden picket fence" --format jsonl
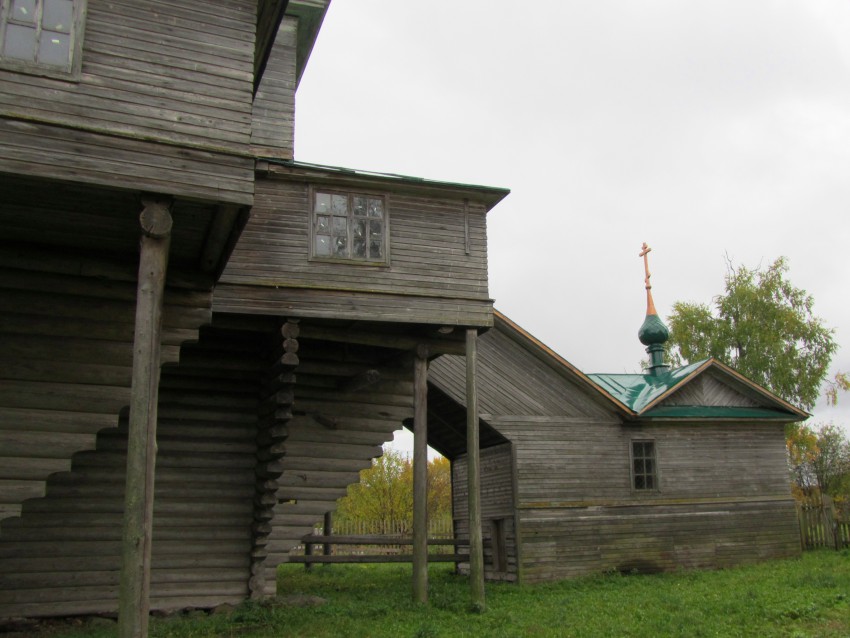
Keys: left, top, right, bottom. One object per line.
{"left": 331, "top": 517, "right": 453, "bottom": 543}
{"left": 796, "top": 496, "right": 850, "bottom": 550}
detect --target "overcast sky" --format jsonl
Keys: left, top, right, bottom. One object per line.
{"left": 294, "top": 1, "right": 850, "bottom": 452}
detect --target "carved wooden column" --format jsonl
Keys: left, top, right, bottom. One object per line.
{"left": 118, "top": 196, "right": 173, "bottom": 638}
{"left": 466, "top": 328, "right": 485, "bottom": 611}
{"left": 412, "top": 344, "right": 429, "bottom": 603}
{"left": 249, "top": 318, "right": 299, "bottom": 598}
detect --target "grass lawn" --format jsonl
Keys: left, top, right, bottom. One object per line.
{"left": 17, "top": 550, "right": 850, "bottom": 637}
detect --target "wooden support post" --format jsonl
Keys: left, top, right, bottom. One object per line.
{"left": 466, "top": 328, "right": 485, "bottom": 611}
{"left": 412, "top": 344, "right": 429, "bottom": 604}
{"left": 324, "top": 511, "right": 333, "bottom": 560}
{"left": 118, "top": 197, "right": 173, "bottom": 638}
{"left": 304, "top": 541, "right": 313, "bottom": 571}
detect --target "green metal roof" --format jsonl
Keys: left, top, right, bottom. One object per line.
{"left": 587, "top": 359, "right": 708, "bottom": 413}
{"left": 587, "top": 358, "right": 805, "bottom": 421}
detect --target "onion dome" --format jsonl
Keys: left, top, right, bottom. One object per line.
{"left": 638, "top": 243, "right": 670, "bottom": 376}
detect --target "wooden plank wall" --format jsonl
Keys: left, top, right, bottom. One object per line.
{"left": 0, "top": 246, "right": 212, "bottom": 525}
{"left": 0, "top": 0, "right": 257, "bottom": 204}
{"left": 216, "top": 178, "right": 493, "bottom": 326}
{"left": 429, "top": 328, "right": 614, "bottom": 419}
{"left": 501, "top": 420, "right": 800, "bottom": 583}
{"left": 251, "top": 17, "right": 296, "bottom": 159}
{"left": 661, "top": 371, "right": 761, "bottom": 407}
{"left": 518, "top": 499, "right": 800, "bottom": 583}
{"left": 452, "top": 443, "right": 518, "bottom": 582}
{"left": 0, "top": 323, "right": 264, "bottom": 618}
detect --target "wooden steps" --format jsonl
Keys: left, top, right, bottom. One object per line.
{"left": 0, "top": 252, "right": 212, "bottom": 527}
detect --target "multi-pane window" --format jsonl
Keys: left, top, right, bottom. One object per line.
{"left": 312, "top": 190, "right": 387, "bottom": 263}
{"left": 1, "top": 0, "right": 84, "bottom": 76}
{"left": 631, "top": 440, "right": 658, "bottom": 491}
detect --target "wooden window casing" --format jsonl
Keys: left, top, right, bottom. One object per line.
{"left": 630, "top": 439, "right": 659, "bottom": 492}
{"left": 309, "top": 188, "right": 389, "bottom": 266}
{"left": 0, "top": 0, "right": 86, "bottom": 79}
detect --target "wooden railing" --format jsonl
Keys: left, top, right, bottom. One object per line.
{"left": 290, "top": 534, "right": 472, "bottom": 565}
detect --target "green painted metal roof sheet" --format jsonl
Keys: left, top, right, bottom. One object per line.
{"left": 587, "top": 359, "right": 708, "bottom": 413}
{"left": 639, "top": 406, "right": 796, "bottom": 420}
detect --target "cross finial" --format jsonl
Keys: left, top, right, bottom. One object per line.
{"left": 639, "top": 242, "right": 657, "bottom": 316}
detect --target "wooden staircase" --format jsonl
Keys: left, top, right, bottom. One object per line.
{"left": 0, "top": 313, "right": 430, "bottom": 617}
{"left": 0, "top": 255, "right": 212, "bottom": 526}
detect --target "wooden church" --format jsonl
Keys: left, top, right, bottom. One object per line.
{"left": 430, "top": 248, "right": 807, "bottom": 584}
{"left": 0, "top": 0, "right": 805, "bottom": 627}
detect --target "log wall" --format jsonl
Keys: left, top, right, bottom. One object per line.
{"left": 265, "top": 353, "right": 416, "bottom": 592}
{"left": 0, "top": 245, "right": 212, "bottom": 525}
{"left": 0, "top": 323, "right": 264, "bottom": 617}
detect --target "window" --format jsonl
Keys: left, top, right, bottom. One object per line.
{"left": 631, "top": 440, "right": 658, "bottom": 491}
{"left": 0, "top": 0, "right": 85, "bottom": 77}
{"left": 311, "top": 190, "right": 388, "bottom": 264}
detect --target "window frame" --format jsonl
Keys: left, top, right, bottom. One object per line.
{"left": 630, "top": 439, "right": 659, "bottom": 493}
{"left": 308, "top": 186, "right": 390, "bottom": 266}
{"left": 0, "top": 0, "right": 87, "bottom": 80}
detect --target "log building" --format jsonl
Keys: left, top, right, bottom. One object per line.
{"left": 0, "top": 0, "right": 804, "bottom": 624}
{"left": 0, "top": 0, "right": 502, "bottom": 621}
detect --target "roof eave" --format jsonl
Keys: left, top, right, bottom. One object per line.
{"left": 493, "top": 311, "right": 635, "bottom": 417}
{"left": 258, "top": 159, "right": 511, "bottom": 211}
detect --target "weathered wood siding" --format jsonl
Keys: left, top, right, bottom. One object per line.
{"left": 252, "top": 17, "right": 296, "bottom": 159}
{"left": 661, "top": 371, "right": 760, "bottom": 407}
{"left": 429, "top": 323, "right": 801, "bottom": 584}
{"left": 0, "top": 0, "right": 257, "bottom": 204}
{"left": 216, "top": 176, "right": 493, "bottom": 326}
{"left": 500, "top": 419, "right": 799, "bottom": 582}
{"left": 430, "top": 335, "right": 613, "bottom": 419}
{"left": 518, "top": 499, "right": 799, "bottom": 583}
{"left": 452, "top": 443, "right": 518, "bottom": 581}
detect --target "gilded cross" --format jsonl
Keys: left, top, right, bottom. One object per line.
{"left": 639, "top": 242, "right": 652, "bottom": 290}
{"left": 639, "top": 242, "right": 657, "bottom": 315}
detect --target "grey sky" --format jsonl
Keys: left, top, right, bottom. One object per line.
{"left": 294, "top": 1, "right": 850, "bottom": 451}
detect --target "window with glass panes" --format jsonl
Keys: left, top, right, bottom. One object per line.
{"left": 631, "top": 440, "right": 657, "bottom": 491}
{"left": 312, "top": 191, "right": 387, "bottom": 263}
{"left": 1, "top": 0, "right": 85, "bottom": 76}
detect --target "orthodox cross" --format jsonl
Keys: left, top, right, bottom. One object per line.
{"left": 639, "top": 242, "right": 658, "bottom": 316}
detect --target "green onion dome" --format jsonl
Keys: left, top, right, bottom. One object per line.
{"left": 638, "top": 313, "right": 669, "bottom": 346}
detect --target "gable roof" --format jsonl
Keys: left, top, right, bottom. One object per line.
{"left": 588, "top": 358, "right": 808, "bottom": 422}
{"left": 433, "top": 311, "right": 807, "bottom": 427}
{"left": 492, "top": 311, "right": 633, "bottom": 417}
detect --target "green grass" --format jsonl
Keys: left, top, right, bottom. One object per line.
{"left": 23, "top": 551, "right": 850, "bottom": 637}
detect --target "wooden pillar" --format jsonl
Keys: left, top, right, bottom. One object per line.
{"left": 323, "top": 511, "right": 333, "bottom": 557}
{"left": 118, "top": 196, "right": 173, "bottom": 638}
{"left": 466, "top": 328, "right": 485, "bottom": 611}
{"left": 412, "top": 344, "right": 429, "bottom": 603}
